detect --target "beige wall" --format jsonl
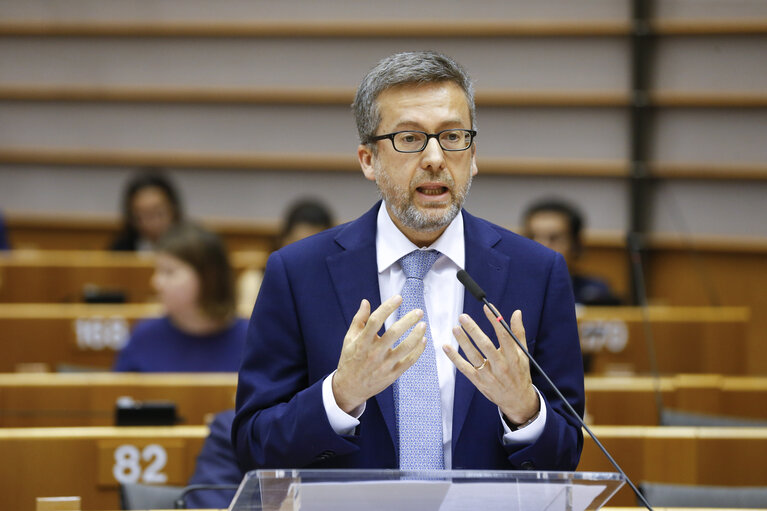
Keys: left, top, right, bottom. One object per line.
{"left": 0, "top": 1, "right": 765, "bottom": 237}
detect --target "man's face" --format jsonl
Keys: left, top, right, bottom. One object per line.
{"left": 358, "top": 81, "right": 478, "bottom": 246}
{"left": 525, "top": 211, "right": 575, "bottom": 267}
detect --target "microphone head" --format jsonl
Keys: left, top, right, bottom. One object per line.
{"left": 456, "top": 269, "right": 486, "bottom": 301}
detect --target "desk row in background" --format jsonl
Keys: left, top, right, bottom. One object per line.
{"left": 1, "top": 424, "right": 766, "bottom": 510}
{"left": 1, "top": 372, "right": 766, "bottom": 428}
{"left": 0, "top": 249, "right": 267, "bottom": 304}
{"left": 0, "top": 302, "right": 751, "bottom": 374}
{"left": 0, "top": 372, "right": 236, "bottom": 427}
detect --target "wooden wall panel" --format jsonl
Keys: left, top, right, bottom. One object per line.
{"left": 578, "top": 426, "right": 767, "bottom": 506}
{"left": 647, "top": 247, "right": 767, "bottom": 373}
{"left": 0, "top": 426, "right": 206, "bottom": 511}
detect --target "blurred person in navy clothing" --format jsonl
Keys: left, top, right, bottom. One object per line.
{"left": 0, "top": 211, "right": 9, "bottom": 250}
{"left": 114, "top": 223, "right": 246, "bottom": 372}
{"left": 185, "top": 409, "right": 241, "bottom": 509}
{"left": 522, "top": 198, "right": 621, "bottom": 306}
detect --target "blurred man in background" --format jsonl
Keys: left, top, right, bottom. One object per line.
{"left": 522, "top": 198, "right": 621, "bottom": 306}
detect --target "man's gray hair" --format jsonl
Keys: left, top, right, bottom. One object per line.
{"left": 352, "top": 51, "right": 476, "bottom": 145}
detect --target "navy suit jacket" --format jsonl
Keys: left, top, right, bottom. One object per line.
{"left": 233, "top": 202, "right": 584, "bottom": 472}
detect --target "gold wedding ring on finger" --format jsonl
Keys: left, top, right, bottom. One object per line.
{"left": 474, "top": 358, "right": 488, "bottom": 371}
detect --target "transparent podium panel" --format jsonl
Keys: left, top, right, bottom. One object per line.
{"left": 228, "top": 469, "right": 624, "bottom": 511}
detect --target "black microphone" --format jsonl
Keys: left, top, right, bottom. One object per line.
{"left": 456, "top": 269, "right": 654, "bottom": 511}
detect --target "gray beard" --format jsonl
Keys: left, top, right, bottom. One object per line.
{"left": 374, "top": 163, "right": 472, "bottom": 232}
{"left": 381, "top": 191, "right": 463, "bottom": 232}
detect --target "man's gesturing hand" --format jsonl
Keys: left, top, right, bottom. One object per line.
{"left": 443, "top": 305, "right": 539, "bottom": 426}
{"left": 332, "top": 295, "right": 427, "bottom": 414}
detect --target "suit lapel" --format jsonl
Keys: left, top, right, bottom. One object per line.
{"left": 326, "top": 246, "right": 380, "bottom": 327}
{"left": 325, "top": 203, "right": 397, "bottom": 444}
{"left": 452, "top": 211, "right": 511, "bottom": 450}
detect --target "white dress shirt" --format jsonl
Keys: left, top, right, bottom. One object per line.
{"left": 322, "top": 202, "right": 546, "bottom": 467}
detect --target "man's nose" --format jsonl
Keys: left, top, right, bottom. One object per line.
{"left": 420, "top": 137, "right": 446, "bottom": 170}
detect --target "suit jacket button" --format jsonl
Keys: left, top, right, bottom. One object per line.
{"left": 520, "top": 461, "right": 535, "bottom": 470}
{"left": 317, "top": 449, "right": 335, "bottom": 460}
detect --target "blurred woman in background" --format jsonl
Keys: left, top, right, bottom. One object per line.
{"left": 114, "top": 222, "right": 246, "bottom": 372}
{"left": 110, "top": 170, "right": 183, "bottom": 252}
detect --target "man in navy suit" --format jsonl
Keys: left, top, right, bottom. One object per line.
{"left": 233, "top": 51, "right": 584, "bottom": 472}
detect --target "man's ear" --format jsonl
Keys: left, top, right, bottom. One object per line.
{"left": 470, "top": 143, "right": 479, "bottom": 177}
{"left": 358, "top": 144, "right": 376, "bottom": 182}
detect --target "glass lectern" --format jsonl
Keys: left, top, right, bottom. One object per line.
{"left": 228, "top": 469, "right": 624, "bottom": 511}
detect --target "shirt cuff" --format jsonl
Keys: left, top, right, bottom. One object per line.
{"left": 322, "top": 370, "right": 365, "bottom": 436}
{"left": 500, "top": 386, "right": 547, "bottom": 445}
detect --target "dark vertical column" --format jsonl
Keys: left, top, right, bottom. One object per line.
{"left": 629, "top": 1, "right": 666, "bottom": 421}
{"left": 628, "top": 0, "right": 655, "bottom": 304}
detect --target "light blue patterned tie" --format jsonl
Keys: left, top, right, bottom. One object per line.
{"left": 393, "top": 249, "right": 444, "bottom": 470}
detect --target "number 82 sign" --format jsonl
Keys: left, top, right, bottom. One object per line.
{"left": 97, "top": 440, "right": 187, "bottom": 487}
{"left": 112, "top": 444, "right": 168, "bottom": 484}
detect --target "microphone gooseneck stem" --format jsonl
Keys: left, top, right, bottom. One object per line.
{"left": 457, "top": 269, "right": 653, "bottom": 510}
{"left": 481, "top": 298, "right": 654, "bottom": 511}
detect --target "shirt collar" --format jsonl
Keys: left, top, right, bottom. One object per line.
{"left": 376, "top": 201, "right": 465, "bottom": 273}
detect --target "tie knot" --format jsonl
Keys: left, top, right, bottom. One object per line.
{"left": 399, "top": 249, "right": 441, "bottom": 280}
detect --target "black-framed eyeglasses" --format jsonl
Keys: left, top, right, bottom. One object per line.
{"left": 369, "top": 129, "right": 477, "bottom": 153}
